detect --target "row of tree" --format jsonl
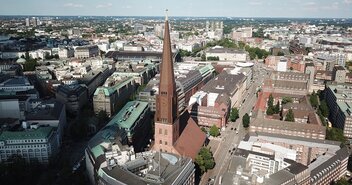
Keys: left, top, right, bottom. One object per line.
{"left": 266, "top": 94, "right": 295, "bottom": 122}
{"left": 266, "top": 94, "right": 280, "bottom": 115}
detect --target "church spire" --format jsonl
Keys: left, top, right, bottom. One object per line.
{"left": 156, "top": 10, "right": 178, "bottom": 124}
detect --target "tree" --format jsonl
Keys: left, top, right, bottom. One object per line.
{"left": 209, "top": 125, "right": 220, "bottom": 137}
{"left": 285, "top": 109, "right": 295, "bottom": 122}
{"left": 281, "top": 97, "right": 293, "bottom": 105}
{"left": 195, "top": 147, "right": 215, "bottom": 175}
{"left": 179, "top": 49, "right": 191, "bottom": 57}
{"left": 335, "top": 178, "right": 350, "bottom": 185}
{"left": 326, "top": 127, "right": 346, "bottom": 143}
{"left": 277, "top": 51, "right": 285, "bottom": 56}
{"left": 274, "top": 101, "right": 280, "bottom": 114}
{"left": 238, "top": 41, "right": 246, "bottom": 49}
{"left": 201, "top": 127, "right": 207, "bottom": 133}
{"left": 319, "top": 100, "right": 329, "bottom": 118}
{"left": 266, "top": 107, "right": 274, "bottom": 115}
{"left": 201, "top": 53, "right": 206, "bottom": 61}
{"left": 23, "top": 59, "right": 38, "bottom": 71}
{"left": 266, "top": 94, "right": 275, "bottom": 115}
{"left": 268, "top": 94, "right": 274, "bottom": 108}
{"left": 310, "top": 91, "right": 319, "bottom": 109}
{"left": 230, "top": 108, "right": 239, "bottom": 122}
{"left": 207, "top": 56, "right": 219, "bottom": 61}
{"left": 242, "top": 113, "right": 250, "bottom": 128}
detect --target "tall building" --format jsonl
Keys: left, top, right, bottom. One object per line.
{"left": 325, "top": 84, "right": 352, "bottom": 138}
{"left": 153, "top": 13, "right": 206, "bottom": 159}
{"left": 31, "top": 17, "right": 37, "bottom": 27}
{"left": 25, "top": 18, "right": 30, "bottom": 27}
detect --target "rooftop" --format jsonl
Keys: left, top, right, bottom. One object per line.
{"left": 94, "top": 76, "right": 134, "bottom": 97}
{"left": 250, "top": 118, "right": 326, "bottom": 135}
{"left": 202, "top": 71, "right": 245, "bottom": 96}
{"left": 26, "top": 100, "right": 64, "bottom": 121}
{"left": 110, "top": 101, "right": 149, "bottom": 130}
{"left": 207, "top": 47, "right": 247, "bottom": 54}
{"left": 99, "top": 151, "right": 194, "bottom": 185}
{"left": 0, "top": 126, "right": 54, "bottom": 141}
{"left": 0, "top": 76, "right": 31, "bottom": 87}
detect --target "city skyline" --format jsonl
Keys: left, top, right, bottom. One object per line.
{"left": 0, "top": 0, "right": 352, "bottom": 18}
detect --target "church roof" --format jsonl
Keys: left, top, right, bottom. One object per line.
{"left": 174, "top": 111, "right": 206, "bottom": 160}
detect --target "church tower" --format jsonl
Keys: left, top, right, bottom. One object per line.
{"left": 154, "top": 10, "right": 206, "bottom": 159}
{"left": 154, "top": 10, "right": 180, "bottom": 153}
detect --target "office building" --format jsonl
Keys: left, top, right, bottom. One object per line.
{"left": 0, "top": 118, "right": 59, "bottom": 164}
{"left": 232, "top": 27, "right": 253, "bottom": 41}
{"left": 205, "top": 47, "right": 248, "bottom": 61}
{"left": 0, "top": 76, "right": 35, "bottom": 93}
{"left": 138, "top": 64, "right": 215, "bottom": 112}
{"left": 223, "top": 132, "right": 348, "bottom": 185}
{"left": 55, "top": 84, "right": 88, "bottom": 115}
{"left": 263, "top": 71, "right": 311, "bottom": 96}
{"left": 93, "top": 76, "right": 136, "bottom": 116}
{"left": 202, "top": 70, "right": 247, "bottom": 107}
{"left": 86, "top": 102, "right": 195, "bottom": 185}
{"left": 75, "top": 45, "right": 99, "bottom": 59}
{"left": 108, "top": 101, "right": 151, "bottom": 152}
{"left": 325, "top": 84, "right": 352, "bottom": 138}
{"left": 58, "top": 47, "right": 74, "bottom": 58}
{"left": 188, "top": 91, "right": 230, "bottom": 128}
{"left": 332, "top": 66, "right": 347, "bottom": 83}
{"left": 249, "top": 118, "right": 326, "bottom": 140}
{"left": 26, "top": 100, "right": 66, "bottom": 146}
{"left": 113, "top": 61, "right": 158, "bottom": 85}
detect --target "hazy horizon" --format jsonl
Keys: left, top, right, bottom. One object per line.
{"left": 0, "top": 0, "right": 351, "bottom": 18}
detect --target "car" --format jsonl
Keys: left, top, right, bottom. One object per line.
{"left": 231, "top": 127, "right": 233, "bottom": 130}
{"left": 234, "top": 128, "right": 237, "bottom": 131}
{"left": 236, "top": 131, "right": 239, "bottom": 134}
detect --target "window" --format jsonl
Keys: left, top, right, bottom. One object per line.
{"left": 165, "top": 141, "right": 168, "bottom": 145}
{"left": 164, "top": 129, "right": 168, "bottom": 135}
{"left": 159, "top": 128, "right": 162, "bottom": 134}
{"left": 159, "top": 140, "right": 162, "bottom": 144}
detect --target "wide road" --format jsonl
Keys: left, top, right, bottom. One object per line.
{"left": 200, "top": 62, "right": 268, "bottom": 185}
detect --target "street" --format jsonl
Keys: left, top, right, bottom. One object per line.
{"left": 200, "top": 62, "right": 268, "bottom": 185}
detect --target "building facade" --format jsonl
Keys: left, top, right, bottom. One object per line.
{"left": 75, "top": 45, "right": 99, "bottom": 59}
{"left": 93, "top": 76, "right": 136, "bottom": 116}
{"left": 187, "top": 91, "right": 230, "bottom": 128}
{"left": 109, "top": 101, "right": 151, "bottom": 152}
{"left": 56, "top": 84, "right": 88, "bottom": 115}
{"left": 0, "top": 126, "right": 59, "bottom": 164}
{"left": 325, "top": 84, "right": 352, "bottom": 138}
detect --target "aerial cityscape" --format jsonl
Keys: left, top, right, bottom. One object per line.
{"left": 0, "top": 1, "right": 352, "bottom": 185}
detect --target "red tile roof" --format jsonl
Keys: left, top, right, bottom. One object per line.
{"left": 174, "top": 111, "right": 206, "bottom": 160}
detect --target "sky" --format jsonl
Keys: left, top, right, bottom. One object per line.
{"left": 0, "top": 0, "right": 351, "bottom": 18}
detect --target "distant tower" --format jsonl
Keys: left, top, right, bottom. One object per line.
{"left": 25, "top": 18, "right": 30, "bottom": 27}
{"left": 206, "top": 21, "right": 210, "bottom": 32}
{"left": 32, "top": 17, "right": 37, "bottom": 27}
{"left": 154, "top": 10, "right": 180, "bottom": 153}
